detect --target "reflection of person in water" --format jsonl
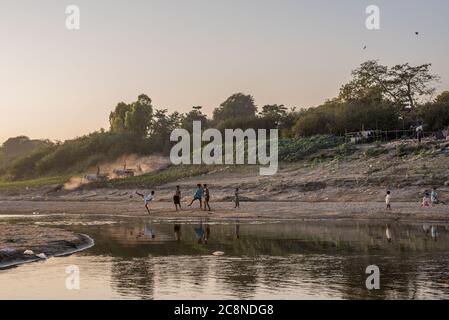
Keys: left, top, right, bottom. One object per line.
{"left": 204, "top": 222, "right": 211, "bottom": 244}
{"left": 385, "top": 224, "right": 392, "bottom": 243}
{"left": 194, "top": 221, "right": 205, "bottom": 244}
{"left": 431, "top": 226, "right": 438, "bottom": 242}
{"left": 174, "top": 224, "right": 181, "bottom": 241}
{"left": 235, "top": 220, "right": 240, "bottom": 240}
{"left": 144, "top": 222, "right": 156, "bottom": 239}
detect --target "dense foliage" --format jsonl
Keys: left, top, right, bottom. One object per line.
{"left": 2, "top": 61, "right": 449, "bottom": 181}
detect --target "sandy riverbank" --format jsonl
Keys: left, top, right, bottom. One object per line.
{"left": 0, "top": 199, "right": 448, "bottom": 223}
{"left": 1, "top": 139, "right": 449, "bottom": 223}
{"left": 0, "top": 224, "right": 94, "bottom": 269}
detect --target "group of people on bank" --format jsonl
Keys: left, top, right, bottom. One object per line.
{"left": 136, "top": 184, "right": 241, "bottom": 215}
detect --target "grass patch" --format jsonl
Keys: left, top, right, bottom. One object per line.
{"left": 279, "top": 135, "right": 344, "bottom": 162}
{"left": 0, "top": 175, "right": 69, "bottom": 191}
{"left": 396, "top": 143, "right": 432, "bottom": 157}
{"left": 364, "top": 146, "right": 389, "bottom": 158}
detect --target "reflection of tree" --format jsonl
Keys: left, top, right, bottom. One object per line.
{"left": 217, "top": 258, "right": 259, "bottom": 299}
{"left": 111, "top": 258, "right": 155, "bottom": 299}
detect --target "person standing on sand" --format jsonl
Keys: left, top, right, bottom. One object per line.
{"left": 136, "top": 190, "right": 155, "bottom": 215}
{"left": 385, "top": 190, "right": 392, "bottom": 211}
{"left": 416, "top": 125, "right": 424, "bottom": 143}
{"left": 234, "top": 187, "right": 240, "bottom": 209}
{"left": 188, "top": 184, "right": 203, "bottom": 209}
{"left": 203, "top": 184, "right": 211, "bottom": 211}
{"left": 173, "top": 186, "right": 182, "bottom": 211}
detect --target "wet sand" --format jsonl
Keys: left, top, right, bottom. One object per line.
{"left": 0, "top": 224, "right": 93, "bottom": 269}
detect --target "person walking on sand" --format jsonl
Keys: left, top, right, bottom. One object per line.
{"left": 188, "top": 184, "right": 203, "bottom": 209}
{"left": 136, "top": 190, "right": 155, "bottom": 215}
{"left": 173, "top": 186, "right": 182, "bottom": 211}
{"left": 422, "top": 192, "right": 432, "bottom": 208}
{"left": 234, "top": 187, "right": 240, "bottom": 209}
{"left": 203, "top": 184, "right": 211, "bottom": 211}
{"left": 385, "top": 190, "right": 392, "bottom": 211}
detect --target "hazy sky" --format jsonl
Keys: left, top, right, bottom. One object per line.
{"left": 1, "top": 0, "right": 449, "bottom": 143}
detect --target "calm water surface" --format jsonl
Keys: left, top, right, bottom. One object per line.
{"left": 1, "top": 215, "right": 449, "bottom": 299}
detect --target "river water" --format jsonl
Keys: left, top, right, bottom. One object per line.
{"left": 1, "top": 215, "right": 448, "bottom": 299}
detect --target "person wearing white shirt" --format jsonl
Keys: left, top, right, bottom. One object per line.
{"left": 136, "top": 190, "right": 155, "bottom": 215}
{"left": 385, "top": 190, "right": 392, "bottom": 211}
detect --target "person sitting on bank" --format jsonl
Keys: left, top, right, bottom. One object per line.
{"left": 431, "top": 188, "right": 446, "bottom": 205}
{"left": 422, "top": 192, "right": 432, "bottom": 208}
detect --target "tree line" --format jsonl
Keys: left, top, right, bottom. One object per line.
{"left": 1, "top": 60, "right": 449, "bottom": 180}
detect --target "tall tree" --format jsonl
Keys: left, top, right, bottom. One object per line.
{"left": 259, "top": 104, "right": 288, "bottom": 128}
{"left": 389, "top": 63, "right": 439, "bottom": 109}
{"left": 182, "top": 107, "right": 209, "bottom": 132}
{"left": 109, "top": 94, "right": 154, "bottom": 138}
{"left": 150, "top": 109, "right": 183, "bottom": 153}
{"left": 341, "top": 60, "right": 439, "bottom": 109}
{"left": 213, "top": 93, "right": 257, "bottom": 122}
{"left": 435, "top": 91, "right": 449, "bottom": 104}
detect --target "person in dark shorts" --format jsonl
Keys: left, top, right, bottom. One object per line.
{"left": 173, "top": 185, "right": 181, "bottom": 211}
{"left": 203, "top": 184, "right": 211, "bottom": 211}
{"left": 234, "top": 187, "right": 240, "bottom": 209}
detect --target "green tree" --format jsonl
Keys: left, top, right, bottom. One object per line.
{"left": 109, "top": 102, "right": 130, "bottom": 133}
{"left": 259, "top": 104, "right": 288, "bottom": 128}
{"left": 344, "top": 60, "right": 439, "bottom": 109}
{"left": 435, "top": 91, "right": 449, "bottom": 104}
{"left": 418, "top": 91, "right": 449, "bottom": 131}
{"left": 181, "top": 107, "right": 209, "bottom": 132}
{"left": 109, "top": 94, "right": 153, "bottom": 138}
{"left": 150, "top": 109, "right": 183, "bottom": 153}
{"left": 213, "top": 93, "right": 257, "bottom": 122}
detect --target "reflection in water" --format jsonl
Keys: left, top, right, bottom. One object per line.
{"left": 385, "top": 224, "right": 392, "bottom": 243}
{"left": 1, "top": 216, "right": 449, "bottom": 299}
{"left": 431, "top": 226, "right": 438, "bottom": 242}
{"left": 235, "top": 220, "right": 240, "bottom": 240}
{"left": 174, "top": 224, "right": 181, "bottom": 241}
{"left": 194, "top": 221, "right": 205, "bottom": 244}
{"left": 204, "top": 222, "right": 211, "bottom": 245}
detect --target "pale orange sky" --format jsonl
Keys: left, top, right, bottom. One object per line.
{"left": 1, "top": 0, "right": 449, "bottom": 144}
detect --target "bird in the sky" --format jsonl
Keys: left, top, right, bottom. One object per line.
{"left": 363, "top": 45, "right": 367, "bottom": 50}
{"left": 415, "top": 32, "right": 419, "bottom": 36}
